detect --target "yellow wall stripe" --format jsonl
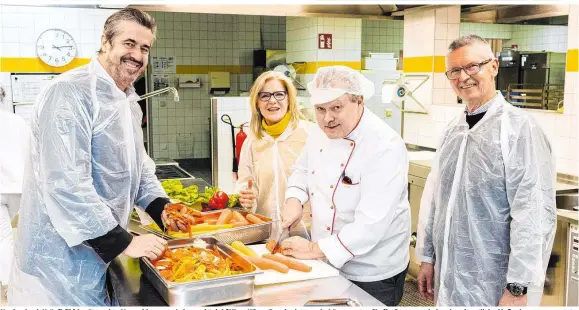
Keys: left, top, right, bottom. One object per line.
{"left": 175, "top": 65, "right": 253, "bottom": 74}
{"left": 0, "top": 57, "right": 91, "bottom": 73}
{"left": 299, "top": 61, "right": 361, "bottom": 74}
{"left": 433, "top": 56, "right": 446, "bottom": 73}
{"left": 0, "top": 59, "right": 256, "bottom": 75}
{"left": 403, "top": 56, "right": 432, "bottom": 73}
{"left": 403, "top": 56, "right": 446, "bottom": 73}
{"left": 566, "top": 49, "right": 578, "bottom": 72}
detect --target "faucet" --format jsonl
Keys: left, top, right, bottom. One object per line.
{"left": 139, "top": 87, "right": 179, "bottom": 102}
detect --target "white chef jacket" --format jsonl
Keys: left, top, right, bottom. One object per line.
{"left": 285, "top": 107, "right": 410, "bottom": 282}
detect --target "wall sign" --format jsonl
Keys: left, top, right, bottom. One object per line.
{"left": 152, "top": 56, "right": 176, "bottom": 74}
{"left": 318, "top": 33, "right": 332, "bottom": 49}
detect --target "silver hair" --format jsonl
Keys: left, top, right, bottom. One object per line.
{"left": 97, "top": 8, "right": 157, "bottom": 54}
{"left": 448, "top": 34, "right": 490, "bottom": 52}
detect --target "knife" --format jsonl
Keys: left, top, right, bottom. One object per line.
{"left": 270, "top": 228, "right": 289, "bottom": 253}
{"left": 304, "top": 298, "right": 362, "bottom": 307}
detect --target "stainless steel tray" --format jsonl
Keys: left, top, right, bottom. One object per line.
{"left": 140, "top": 210, "right": 273, "bottom": 245}
{"left": 140, "top": 236, "right": 262, "bottom": 306}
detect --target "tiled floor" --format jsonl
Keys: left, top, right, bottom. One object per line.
{"left": 399, "top": 276, "right": 435, "bottom": 307}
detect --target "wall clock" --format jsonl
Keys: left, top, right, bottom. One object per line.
{"left": 36, "top": 29, "right": 77, "bottom": 67}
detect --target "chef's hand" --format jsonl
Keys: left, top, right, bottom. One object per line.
{"left": 418, "top": 262, "right": 435, "bottom": 302}
{"left": 498, "top": 289, "right": 527, "bottom": 307}
{"left": 281, "top": 198, "right": 303, "bottom": 230}
{"left": 123, "top": 234, "right": 168, "bottom": 260}
{"left": 280, "top": 236, "right": 325, "bottom": 260}
{"left": 239, "top": 189, "right": 256, "bottom": 210}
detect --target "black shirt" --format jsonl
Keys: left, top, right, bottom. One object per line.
{"left": 465, "top": 111, "right": 487, "bottom": 129}
{"left": 86, "top": 197, "right": 170, "bottom": 263}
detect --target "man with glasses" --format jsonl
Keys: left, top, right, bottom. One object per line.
{"left": 416, "top": 35, "right": 556, "bottom": 307}
{"left": 279, "top": 66, "right": 411, "bottom": 306}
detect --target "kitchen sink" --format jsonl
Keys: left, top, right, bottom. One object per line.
{"left": 556, "top": 193, "right": 578, "bottom": 211}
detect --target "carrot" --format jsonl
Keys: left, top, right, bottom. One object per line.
{"left": 262, "top": 253, "right": 312, "bottom": 272}
{"left": 245, "top": 256, "right": 289, "bottom": 273}
{"left": 158, "top": 269, "right": 172, "bottom": 279}
{"left": 204, "top": 219, "right": 218, "bottom": 225}
{"left": 188, "top": 209, "right": 203, "bottom": 217}
{"left": 246, "top": 214, "right": 264, "bottom": 224}
{"left": 265, "top": 239, "right": 277, "bottom": 253}
{"left": 216, "top": 209, "right": 233, "bottom": 225}
{"left": 201, "top": 213, "right": 220, "bottom": 221}
{"left": 232, "top": 211, "right": 250, "bottom": 225}
{"left": 165, "top": 203, "right": 184, "bottom": 211}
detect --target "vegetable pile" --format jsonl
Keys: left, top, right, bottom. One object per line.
{"left": 149, "top": 204, "right": 270, "bottom": 239}
{"left": 161, "top": 180, "right": 239, "bottom": 211}
{"left": 152, "top": 242, "right": 246, "bottom": 282}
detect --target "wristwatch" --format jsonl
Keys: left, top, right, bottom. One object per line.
{"left": 506, "top": 283, "right": 528, "bottom": 296}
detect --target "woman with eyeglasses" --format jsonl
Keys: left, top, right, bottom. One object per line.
{"left": 235, "top": 71, "right": 312, "bottom": 239}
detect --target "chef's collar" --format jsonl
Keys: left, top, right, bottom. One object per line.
{"left": 90, "top": 55, "right": 139, "bottom": 100}
{"left": 464, "top": 91, "right": 501, "bottom": 116}
{"left": 344, "top": 106, "right": 368, "bottom": 142}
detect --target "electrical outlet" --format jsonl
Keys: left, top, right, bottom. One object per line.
{"left": 160, "top": 101, "right": 167, "bottom": 107}
{"left": 161, "top": 143, "right": 168, "bottom": 150}
{"left": 385, "top": 109, "right": 393, "bottom": 118}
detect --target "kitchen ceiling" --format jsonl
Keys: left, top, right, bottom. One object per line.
{"left": 130, "top": 4, "right": 569, "bottom": 25}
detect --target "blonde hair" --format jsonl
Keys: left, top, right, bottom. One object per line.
{"left": 249, "top": 71, "right": 301, "bottom": 139}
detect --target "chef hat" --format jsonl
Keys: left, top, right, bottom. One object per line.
{"left": 307, "top": 65, "right": 375, "bottom": 105}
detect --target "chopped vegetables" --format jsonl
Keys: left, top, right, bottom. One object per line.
{"left": 152, "top": 245, "right": 246, "bottom": 282}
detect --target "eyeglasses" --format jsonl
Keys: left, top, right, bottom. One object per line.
{"left": 445, "top": 58, "right": 493, "bottom": 80}
{"left": 258, "top": 91, "right": 287, "bottom": 102}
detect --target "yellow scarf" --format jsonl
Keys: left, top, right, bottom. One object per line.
{"left": 262, "top": 112, "right": 291, "bottom": 138}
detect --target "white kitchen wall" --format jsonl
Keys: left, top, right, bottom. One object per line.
{"left": 460, "top": 22, "right": 513, "bottom": 39}
{"left": 460, "top": 23, "right": 568, "bottom": 53}
{"left": 147, "top": 11, "right": 286, "bottom": 160}
{"left": 361, "top": 19, "right": 403, "bottom": 58}
{"left": 0, "top": 5, "right": 117, "bottom": 111}
{"left": 505, "top": 24, "right": 568, "bottom": 52}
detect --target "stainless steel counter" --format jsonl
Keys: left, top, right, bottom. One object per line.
{"left": 116, "top": 221, "right": 385, "bottom": 307}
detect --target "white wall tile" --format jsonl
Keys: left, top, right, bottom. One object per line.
{"left": 435, "top": 8, "right": 448, "bottom": 24}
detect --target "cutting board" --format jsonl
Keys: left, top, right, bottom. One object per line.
{"left": 248, "top": 244, "right": 340, "bottom": 286}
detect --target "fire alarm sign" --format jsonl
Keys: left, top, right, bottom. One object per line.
{"left": 319, "top": 33, "right": 332, "bottom": 49}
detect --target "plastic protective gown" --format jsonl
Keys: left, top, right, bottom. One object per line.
{"left": 417, "top": 95, "right": 557, "bottom": 306}
{"left": 8, "top": 58, "right": 168, "bottom": 306}
{"left": 235, "top": 120, "right": 312, "bottom": 238}
{"left": 0, "top": 111, "right": 31, "bottom": 285}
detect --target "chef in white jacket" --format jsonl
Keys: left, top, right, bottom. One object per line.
{"left": 0, "top": 87, "right": 31, "bottom": 286}
{"left": 280, "top": 66, "right": 411, "bottom": 306}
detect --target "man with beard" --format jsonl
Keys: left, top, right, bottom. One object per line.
{"left": 8, "top": 8, "right": 171, "bottom": 306}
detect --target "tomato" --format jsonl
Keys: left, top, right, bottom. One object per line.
{"left": 208, "top": 191, "right": 229, "bottom": 210}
